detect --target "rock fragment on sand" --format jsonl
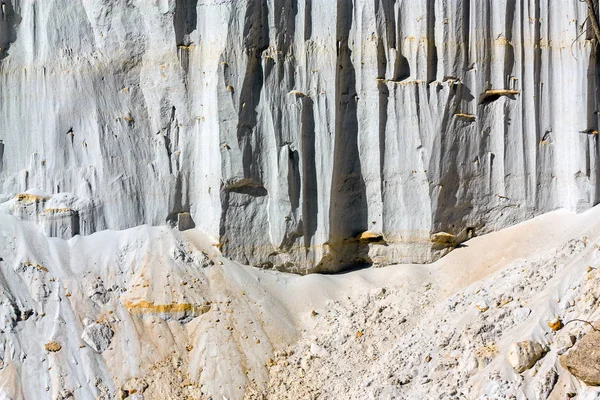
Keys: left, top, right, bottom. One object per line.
{"left": 560, "top": 330, "right": 600, "bottom": 385}
{"left": 474, "top": 298, "right": 489, "bottom": 312}
{"left": 82, "top": 322, "right": 114, "bottom": 353}
{"left": 534, "top": 368, "right": 558, "bottom": 399}
{"left": 554, "top": 331, "right": 576, "bottom": 355}
{"left": 44, "top": 341, "right": 62, "bottom": 352}
{"left": 547, "top": 317, "right": 562, "bottom": 331}
{"left": 507, "top": 340, "right": 544, "bottom": 372}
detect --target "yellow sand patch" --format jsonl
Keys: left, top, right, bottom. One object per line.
{"left": 122, "top": 300, "right": 211, "bottom": 317}
{"left": 45, "top": 341, "right": 62, "bottom": 352}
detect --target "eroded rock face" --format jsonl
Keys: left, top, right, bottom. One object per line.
{"left": 560, "top": 330, "right": 600, "bottom": 385}
{"left": 0, "top": 1, "right": 598, "bottom": 272}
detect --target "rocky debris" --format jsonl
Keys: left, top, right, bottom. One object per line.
{"left": 554, "top": 331, "right": 576, "bottom": 355}
{"left": 120, "top": 378, "right": 148, "bottom": 399}
{"left": 474, "top": 298, "right": 490, "bottom": 312}
{"left": 176, "top": 212, "right": 195, "bottom": 231}
{"left": 57, "top": 389, "right": 74, "bottom": 399}
{"left": 560, "top": 329, "right": 600, "bottom": 385}
{"left": 534, "top": 368, "right": 558, "bottom": 399}
{"left": 507, "top": 341, "right": 545, "bottom": 373}
{"left": 82, "top": 323, "right": 114, "bottom": 353}
{"left": 45, "top": 341, "right": 62, "bottom": 352}
{"left": 431, "top": 232, "right": 456, "bottom": 248}
{"left": 513, "top": 307, "right": 531, "bottom": 322}
{"left": 254, "top": 233, "right": 600, "bottom": 399}
{"left": 122, "top": 356, "right": 203, "bottom": 400}
{"left": 0, "top": 299, "right": 18, "bottom": 331}
{"left": 4, "top": 195, "right": 600, "bottom": 398}
{"left": 548, "top": 317, "right": 562, "bottom": 331}
{"left": 87, "top": 278, "right": 109, "bottom": 304}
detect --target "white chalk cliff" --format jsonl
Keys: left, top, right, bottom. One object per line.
{"left": 4, "top": 1, "right": 600, "bottom": 399}
{"left": 2, "top": 0, "right": 598, "bottom": 273}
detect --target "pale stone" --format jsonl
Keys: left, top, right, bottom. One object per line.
{"left": 507, "top": 341, "right": 545, "bottom": 373}
{"left": 560, "top": 330, "right": 600, "bottom": 385}
{"left": 82, "top": 323, "right": 114, "bottom": 353}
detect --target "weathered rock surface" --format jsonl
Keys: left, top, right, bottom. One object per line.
{"left": 1, "top": 0, "right": 599, "bottom": 272}
{"left": 82, "top": 322, "right": 114, "bottom": 353}
{"left": 2, "top": 185, "right": 600, "bottom": 399}
{"left": 560, "top": 329, "right": 600, "bottom": 386}
{"left": 507, "top": 340, "right": 545, "bottom": 373}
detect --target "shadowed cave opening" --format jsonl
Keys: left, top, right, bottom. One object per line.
{"left": 174, "top": 0, "right": 197, "bottom": 46}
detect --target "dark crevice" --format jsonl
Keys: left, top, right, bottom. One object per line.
{"left": 393, "top": 53, "right": 411, "bottom": 82}
{"left": 304, "top": 0, "right": 312, "bottom": 40}
{"left": 375, "top": 0, "right": 396, "bottom": 49}
{"left": 0, "top": 140, "right": 4, "bottom": 174}
{"left": 287, "top": 147, "right": 301, "bottom": 211}
{"left": 324, "top": 1, "right": 369, "bottom": 272}
{"left": 376, "top": 38, "right": 389, "bottom": 200}
{"left": 590, "top": 32, "right": 600, "bottom": 204}
{"left": 273, "top": 0, "right": 297, "bottom": 54}
{"left": 0, "top": 0, "right": 21, "bottom": 60}
{"left": 426, "top": 0, "right": 438, "bottom": 83}
{"left": 237, "top": 0, "right": 269, "bottom": 180}
{"left": 301, "top": 97, "right": 317, "bottom": 247}
{"left": 503, "top": 0, "right": 516, "bottom": 84}
{"left": 174, "top": 0, "right": 198, "bottom": 46}
{"left": 462, "top": 0, "right": 470, "bottom": 71}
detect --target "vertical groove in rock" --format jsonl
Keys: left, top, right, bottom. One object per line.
{"left": 0, "top": 0, "right": 597, "bottom": 272}
{"left": 0, "top": 0, "right": 19, "bottom": 59}
{"left": 174, "top": 0, "right": 197, "bottom": 46}
{"left": 323, "top": 0, "right": 368, "bottom": 271}
{"left": 301, "top": 96, "right": 317, "bottom": 249}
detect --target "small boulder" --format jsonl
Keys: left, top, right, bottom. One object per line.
{"left": 474, "top": 298, "right": 490, "bottom": 312}
{"left": 513, "top": 307, "right": 531, "bottom": 323}
{"left": 82, "top": 322, "right": 114, "bottom": 353}
{"left": 507, "top": 340, "right": 545, "bottom": 372}
{"left": 547, "top": 317, "right": 562, "bottom": 331}
{"left": 560, "top": 329, "right": 600, "bottom": 385}
{"left": 534, "top": 368, "right": 558, "bottom": 399}
{"left": 554, "top": 331, "right": 576, "bottom": 355}
{"left": 431, "top": 232, "right": 455, "bottom": 247}
{"left": 121, "top": 378, "right": 148, "bottom": 398}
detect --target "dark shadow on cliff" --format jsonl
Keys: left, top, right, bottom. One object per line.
{"left": 430, "top": 77, "right": 476, "bottom": 238}
{"left": 219, "top": 0, "right": 270, "bottom": 265}
{"left": 301, "top": 97, "right": 318, "bottom": 247}
{"left": 174, "top": 0, "right": 197, "bottom": 46}
{"left": 237, "top": 0, "right": 269, "bottom": 180}
{"left": 321, "top": 1, "right": 369, "bottom": 273}
{"left": 0, "top": 0, "right": 21, "bottom": 60}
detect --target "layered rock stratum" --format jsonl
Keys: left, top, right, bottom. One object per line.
{"left": 2, "top": 0, "right": 599, "bottom": 272}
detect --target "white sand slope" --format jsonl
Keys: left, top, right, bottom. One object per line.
{"left": 1, "top": 206, "right": 600, "bottom": 399}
